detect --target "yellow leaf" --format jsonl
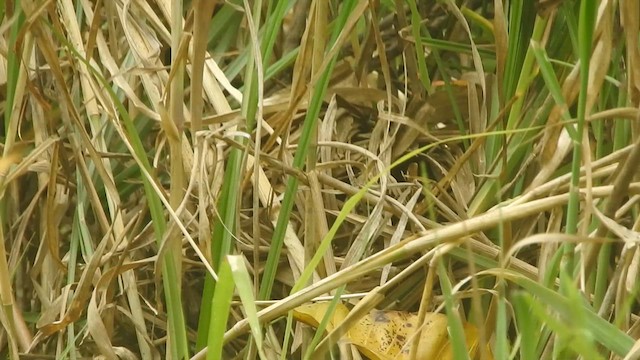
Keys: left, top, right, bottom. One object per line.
{"left": 349, "top": 310, "right": 449, "bottom": 360}
{"left": 292, "top": 302, "right": 350, "bottom": 333}
{"left": 293, "top": 302, "right": 493, "bottom": 360}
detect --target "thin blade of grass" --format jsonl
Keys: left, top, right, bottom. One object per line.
{"left": 491, "top": 269, "right": 635, "bottom": 356}
{"left": 229, "top": 255, "right": 268, "bottom": 360}
{"left": 437, "top": 259, "right": 470, "bottom": 360}
{"left": 259, "top": 0, "right": 365, "bottom": 300}
{"left": 206, "top": 259, "right": 235, "bottom": 360}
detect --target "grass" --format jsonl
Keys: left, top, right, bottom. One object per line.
{"left": 1, "top": 0, "right": 639, "bottom": 359}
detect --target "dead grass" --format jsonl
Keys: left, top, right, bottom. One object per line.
{"left": 1, "top": 1, "right": 639, "bottom": 359}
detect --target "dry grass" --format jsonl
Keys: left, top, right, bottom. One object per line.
{"left": 1, "top": 1, "right": 640, "bottom": 359}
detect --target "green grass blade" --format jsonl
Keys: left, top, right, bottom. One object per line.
{"left": 259, "top": 0, "right": 363, "bottom": 300}
{"left": 302, "top": 289, "right": 345, "bottom": 360}
{"left": 512, "top": 291, "right": 539, "bottom": 360}
{"left": 406, "top": 0, "right": 431, "bottom": 93}
{"left": 530, "top": 41, "right": 574, "bottom": 133}
{"left": 196, "top": 150, "right": 242, "bottom": 347}
{"left": 499, "top": 270, "right": 635, "bottom": 356}
{"left": 437, "top": 260, "right": 470, "bottom": 360}
{"left": 207, "top": 259, "right": 235, "bottom": 360}
{"left": 229, "top": 255, "right": 268, "bottom": 360}
{"left": 495, "top": 288, "right": 509, "bottom": 360}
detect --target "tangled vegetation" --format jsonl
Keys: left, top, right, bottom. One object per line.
{"left": 1, "top": 0, "right": 639, "bottom": 359}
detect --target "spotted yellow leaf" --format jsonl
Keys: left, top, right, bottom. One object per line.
{"left": 293, "top": 302, "right": 492, "bottom": 360}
